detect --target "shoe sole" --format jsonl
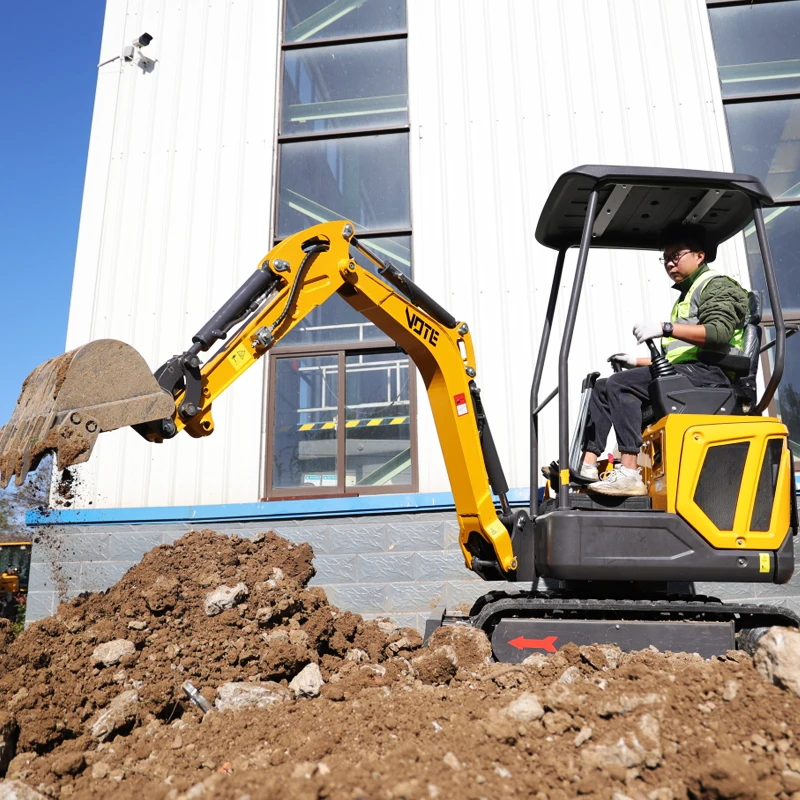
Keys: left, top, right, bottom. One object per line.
{"left": 586, "top": 483, "right": 647, "bottom": 497}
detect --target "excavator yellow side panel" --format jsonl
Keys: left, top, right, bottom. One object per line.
{"left": 643, "top": 414, "right": 791, "bottom": 551}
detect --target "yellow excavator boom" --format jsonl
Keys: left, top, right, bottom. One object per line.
{"left": 0, "top": 221, "right": 517, "bottom": 575}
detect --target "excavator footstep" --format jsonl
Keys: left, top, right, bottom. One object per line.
{"left": 0, "top": 339, "right": 175, "bottom": 487}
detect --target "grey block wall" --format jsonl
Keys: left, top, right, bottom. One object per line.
{"left": 25, "top": 512, "right": 524, "bottom": 632}
{"left": 26, "top": 510, "right": 800, "bottom": 632}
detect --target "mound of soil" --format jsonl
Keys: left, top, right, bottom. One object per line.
{"left": 2, "top": 529, "right": 800, "bottom": 800}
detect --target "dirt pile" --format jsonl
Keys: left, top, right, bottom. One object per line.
{"left": 1, "top": 530, "right": 800, "bottom": 800}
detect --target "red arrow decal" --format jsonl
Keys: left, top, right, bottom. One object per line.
{"left": 508, "top": 635, "right": 558, "bottom": 653}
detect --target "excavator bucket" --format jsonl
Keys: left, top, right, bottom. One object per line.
{"left": 0, "top": 339, "right": 175, "bottom": 488}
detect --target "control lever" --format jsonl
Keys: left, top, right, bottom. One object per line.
{"left": 645, "top": 338, "right": 678, "bottom": 379}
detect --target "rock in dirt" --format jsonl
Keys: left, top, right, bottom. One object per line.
{"left": 581, "top": 713, "right": 662, "bottom": 769}
{"left": 204, "top": 582, "right": 249, "bottom": 616}
{"left": 424, "top": 624, "right": 492, "bottom": 670}
{"left": 754, "top": 626, "right": 800, "bottom": 698}
{"left": 289, "top": 663, "right": 324, "bottom": 698}
{"left": 90, "top": 638, "right": 136, "bottom": 668}
{"left": 597, "top": 692, "right": 664, "bottom": 717}
{"left": 0, "top": 713, "right": 18, "bottom": 776}
{"left": 0, "top": 781, "right": 49, "bottom": 800}
{"left": 411, "top": 645, "right": 458, "bottom": 684}
{"left": 503, "top": 692, "right": 544, "bottom": 723}
{"left": 687, "top": 751, "right": 760, "bottom": 800}
{"left": 215, "top": 682, "right": 292, "bottom": 711}
{"left": 141, "top": 574, "right": 179, "bottom": 613}
{"left": 88, "top": 689, "right": 139, "bottom": 742}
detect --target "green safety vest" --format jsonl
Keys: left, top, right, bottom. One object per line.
{"left": 661, "top": 269, "right": 746, "bottom": 364}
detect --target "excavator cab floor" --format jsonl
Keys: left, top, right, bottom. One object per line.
{"left": 538, "top": 494, "right": 652, "bottom": 513}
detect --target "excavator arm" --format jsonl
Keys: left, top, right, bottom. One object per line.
{"left": 144, "top": 220, "right": 518, "bottom": 575}
{"left": 0, "top": 221, "right": 519, "bottom": 577}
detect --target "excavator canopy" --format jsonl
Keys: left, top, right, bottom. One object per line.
{"left": 534, "top": 164, "right": 772, "bottom": 258}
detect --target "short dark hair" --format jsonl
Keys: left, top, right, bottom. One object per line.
{"left": 658, "top": 222, "right": 715, "bottom": 262}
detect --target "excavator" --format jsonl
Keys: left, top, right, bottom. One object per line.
{"left": 0, "top": 541, "right": 30, "bottom": 622}
{"left": 1, "top": 165, "right": 797, "bottom": 659}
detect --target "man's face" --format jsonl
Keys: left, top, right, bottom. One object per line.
{"left": 662, "top": 244, "right": 704, "bottom": 282}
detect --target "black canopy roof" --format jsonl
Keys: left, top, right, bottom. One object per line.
{"left": 535, "top": 165, "right": 773, "bottom": 258}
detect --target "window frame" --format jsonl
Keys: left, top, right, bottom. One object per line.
{"left": 265, "top": 0, "right": 414, "bottom": 500}
{"left": 263, "top": 342, "right": 418, "bottom": 500}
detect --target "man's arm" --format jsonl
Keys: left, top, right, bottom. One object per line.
{"left": 696, "top": 276, "right": 750, "bottom": 349}
{"left": 669, "top": 322, "right": 707, "bottom": 346}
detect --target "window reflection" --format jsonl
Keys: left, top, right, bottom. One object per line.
{"left": 763, "top": 328, "right": 800, "bottom": 459}
{"left": 345, "top": 352, "right": 411, "bottom": 486}
{"left": 727, "top": 99, "right": 800, "bottom": 202}
{"left": 282, "top": 40, "right": 408, "bottom": 135}
{"left": 743, "top": 205, "right": 800, "bottom": 315}
{"left": 709, "top": 1, "right": 800, "bottom": 97}
{"left": 278, "top": 134, "right": 410, "bottom": 237}
{"left": 285, "top": 0, "right": 406, "bottom": 44}
{"left": 272, "top": 356, "right": 339, "bottom": 489}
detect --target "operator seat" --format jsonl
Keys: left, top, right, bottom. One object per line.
{"left": 641, "top": 291, "right": 762, "bottom": 428}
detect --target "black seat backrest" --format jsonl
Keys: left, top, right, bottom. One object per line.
{"left": 696, "top": 290, "right": 762, "bottom": 380}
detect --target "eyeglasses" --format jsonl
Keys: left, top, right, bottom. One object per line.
{"left": 659, "top": 249, "right": 692, "bottom": 266}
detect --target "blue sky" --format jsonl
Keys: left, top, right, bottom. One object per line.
{"left": 0, "top": 2, "right": 106, "bottom": 424}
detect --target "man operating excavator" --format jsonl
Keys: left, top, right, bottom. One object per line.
{"left": 579, "top": 223, "right": 750, "bottom": 497}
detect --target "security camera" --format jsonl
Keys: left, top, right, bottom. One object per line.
{"left": 133, "top": 32, "right": 153, "bottom": 48}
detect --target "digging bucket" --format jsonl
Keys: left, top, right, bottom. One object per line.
{"left": 0, "top": 339, "right": 175, "bottom": 487}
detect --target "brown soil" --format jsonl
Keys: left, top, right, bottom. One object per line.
{"left": 2, "top": 530, "right": 800, "bottom": 800}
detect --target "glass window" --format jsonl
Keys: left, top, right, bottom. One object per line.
{"left": 282, "top": 40, "right": 408, "bottom": 135}
{"left": 726, "top": 99, "right": 800, "bottom": 201}
{"left": 278, "top": 234, "right": 411, "bottom": 347}
{"left": 763, "top": 328, "right": 800, "bottom": 459}
{"left": 345, "top": 352, "right": 411, "bottom": 486}
{"left": 709, "top": 1, "right": 800, "bottom": 98}
{"left": 271, "top": 355, "right": 339, "bottom": 489}
{"left": 285, "top": 0, "right": 406, "bottom": 44}
{"left": 278, "top": 133, "right": 410, "bottom": 237}
{"left": 743, "top": 205, "right": 800, "bottom": 315}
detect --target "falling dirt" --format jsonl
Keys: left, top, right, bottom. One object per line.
{"left": 2, "top": 530, "right": 800, "bottom": 800}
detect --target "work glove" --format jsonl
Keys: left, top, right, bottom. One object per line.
{"left": 608, "top": 353, "right": 637, "bottom": 370}
{"left": 633, "top": 321, "right": 663, "bottom": 344}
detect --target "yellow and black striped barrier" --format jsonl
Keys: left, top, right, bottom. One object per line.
{"left": 277, "top": 416, "right": 409, "bottom": 433}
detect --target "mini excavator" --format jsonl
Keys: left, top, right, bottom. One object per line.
{"left": 0, "top": 541, "right": 30, "bottom": 621}
{"left": 1, "top": 166, "right": 798, "bottom": 659}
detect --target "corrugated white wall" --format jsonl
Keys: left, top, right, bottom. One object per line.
{"left": 407, "top": 0, "right": 749, "bottom": 495}
{"left": 67, "top": 0, "right": 280, "bottom": 508}
{"left": 67, "top": 0, "right": 745, "bottom": 508}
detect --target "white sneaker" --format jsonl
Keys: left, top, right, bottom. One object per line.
{"left": 587, "top": 466, "right": 647, "bottom": 496}
{"left": 579, "top": 462, "right": 599, "bottom": 481}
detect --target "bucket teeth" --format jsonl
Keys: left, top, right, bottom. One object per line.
{"left": 0, "top": 340, "right": 176, "bottom": 487}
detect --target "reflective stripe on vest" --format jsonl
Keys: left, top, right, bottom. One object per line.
{"left": 661, "top": 269, "right": 746, "bottom": 364}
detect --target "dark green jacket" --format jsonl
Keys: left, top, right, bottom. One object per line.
{"left": 671, "top": 264, "right": 749, "bottom": 349}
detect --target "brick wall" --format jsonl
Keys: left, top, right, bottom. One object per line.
{"left": 26, "top": 510, "right": 800, "bottom": 632}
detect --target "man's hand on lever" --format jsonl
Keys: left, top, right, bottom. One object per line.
{"left": 608, "top": 353, "right": 638, "bottom": 371}
{"left": 632, "top": 321, "right": 664, "bottom": 344}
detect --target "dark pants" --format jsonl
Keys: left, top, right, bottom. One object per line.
{"left": 583, "top": 363, "right": 731, "bottom": 456}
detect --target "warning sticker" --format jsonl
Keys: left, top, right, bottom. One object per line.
{"left": 454, "top": 393, "right": 468, "bottom": 417}
{"left": 759, "top": 553, "right": 770, "bottom": 573}
{"left": 227, "top": 344, "right": 250, "bottom": 372}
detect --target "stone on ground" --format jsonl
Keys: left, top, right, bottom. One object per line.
{"left": 754, "top": 626, "right": 800, "bottom": 698}
{"left": 204, "top": 582, "right": 249, "bottom": 617}
{"left": 215, "top": 682, "right": 292, "bottom": 711}
{"left": 289, "top": 663, "right": 324, "bottom": 698}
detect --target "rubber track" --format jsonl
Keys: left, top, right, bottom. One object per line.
{"left": 469, "top": 591, "right": 800, "bottom": 634}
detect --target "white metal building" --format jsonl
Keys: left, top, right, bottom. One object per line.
{"left": 25, "top": 0, "right": 800, "bottom": 626}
